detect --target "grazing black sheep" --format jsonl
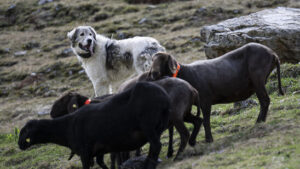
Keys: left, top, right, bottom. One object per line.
{"left": 50, "top": 76, "right": 203, "bottom": 161}
{"left": 120, "top": 75, "right": 202, "bottom": 160}
{"left": 148, "top": 43, "right": 284, "bottom": 142}
{"left": 50, "top": 92, "right": 112, "bottom": 118}
{"left": 50, "top": 92, "right": 125, "bottom": 169}
{"left": 19, "top": 82, "right": 171, "bottom": 169}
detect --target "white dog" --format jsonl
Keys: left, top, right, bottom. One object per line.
{"left": 67, "top": 26, "right": 165, "bottom": 96}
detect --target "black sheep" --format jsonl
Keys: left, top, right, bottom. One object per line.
{"left": 50, "top": 76, "right": 203, "bottom": 161}
{"left": 19, "top": 82, "right": 171, "bottom": 169}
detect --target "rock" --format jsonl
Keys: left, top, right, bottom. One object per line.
{"left": 22, "top": 41, "right": 40, "bottom": 50}
{"left": 147, "top": 5, "right": 157, "bottom": 9}
{"left": 38, "top": 0, "right": 53, "bottom": 5}
{"left": 14, "top": 51, "right": 27, "bottom": 56}
{"left": 94, "top": 13, "right": 109, "bottom": 22}
{"left": 79, "top": 69, "right": 85, "bottom": 74}
{"left": 200, "top": 7, "right": 300, "bottom": 63}
{"left": 120, "top": 155, "right": 147, "bottom": 169}
{"left": 57, "top": 48, "right": 73, "bottom": 58}
{"left": 0, "top": 61, "right": 18, "bottom": 67}
{"left": 36, "top": 105, "right": 51, "bottom": 115}
{"left": 125, "top": 0, "right": 171, "bottom": 4}
{"left": 43, "top": 90, "right": 56, "bottom": 97}
{"left": 0, "top": 48, "right": 10, "bottom": 54}
{"left": 138, "top": 18, "right": 147, "bottom": 24}
{"left": 6, "top": 4, "right": 16, "bottom": 16}
{"left": 120, "top": 155, "right": 162, "bottom": 169}
{"left": 0, "top": 87, "right": 9, "bottom": 97}
{"left": 234, "top": 99, "right": 258, "bottom": 109}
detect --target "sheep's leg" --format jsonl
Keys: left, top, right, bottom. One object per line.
{"left": 184, "top": 114, "right": 202, "bottom": 146}
{"left": 122, "top": 152, "right": 130, "bottom": 162}
{"left": 255, "top": 85, "right": 270, "bottom": 123}
{"left": 96, "top": 154, "right": 108, "bottom": 169}
{"left": 167, "top": 126, "right": 174, "bottom": 158}
{"left": 173, "top": 120, "right": 190, "bottom": 161}
{"left": 80, "top": 151, "right": 92, "bottom": 169}
{"left": 143, "top": 131, "right": 161, "bottom": 169}
{"left": 135, "top": 149, "right": 141, "bottom": 156}
{"left": 110, "top": 153, "right": 116, "bottom": 169}
{"left": 117, "top": 152, "right": 129, "bottom": 169}
{"left": 201, "top": 103, "right": 213, "bottom": 142}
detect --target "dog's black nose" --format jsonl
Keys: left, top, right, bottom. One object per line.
{"left": 87, "top": 39, "right": 92, "bottom": 45}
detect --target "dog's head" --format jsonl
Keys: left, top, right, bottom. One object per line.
{"left": 148, "top": 52, "right": 178, "bottom": 80}
{"left": 67, "top": 26, "right": 97, "bottom": 59}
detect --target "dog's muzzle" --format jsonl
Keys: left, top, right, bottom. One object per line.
{"left": 78, "top": 39, "right": 95, "bottom": 58}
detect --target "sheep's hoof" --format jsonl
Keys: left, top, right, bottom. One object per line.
{"left": 167, "top": 150, "right": 173, "bottom": 158}
{"left": 205, "top": 137, "right": 213, "bottom": 143}
{"left": 173, "top": 155, "right": 182, "bottom": 161}
{"left": 189, "top": 139, "right": 196, "bottom": 146}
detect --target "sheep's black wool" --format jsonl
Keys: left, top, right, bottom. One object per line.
{"left": 19, "top": 82, "right": 171, "bottom": 169}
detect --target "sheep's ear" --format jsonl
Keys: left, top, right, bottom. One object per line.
{"left": 26, "top": 138, "right": 30, "bottom": 143}
{"left": 168, "top": 54, "right": 177, "bottom": 74}
{"left": 67, "top": 28, "right": 78, "bottom": 42}
{"left": 88, "top": 26, "right": 97, "bottom": 40}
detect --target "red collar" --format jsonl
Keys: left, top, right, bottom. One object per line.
{"left": 172, "top": 63, "right": 180, "bottom": 78}
{"left": 84, "top": 99, "right": 91, "bottom": 105}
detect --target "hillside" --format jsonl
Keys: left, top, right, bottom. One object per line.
{"left": 0, "top": 0, "right": 299, "bottom": 168}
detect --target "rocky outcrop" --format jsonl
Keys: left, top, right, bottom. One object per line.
{"left": 201, "top": 7, "right": 300, "bottom": 63}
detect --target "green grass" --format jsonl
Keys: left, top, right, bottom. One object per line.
{"left": 0, "top": 0, "right": 300, "bottom": 168}
{"left": 2, "top": 64, "right": 299, "bottom": 169}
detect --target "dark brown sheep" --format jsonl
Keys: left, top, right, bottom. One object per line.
{"left": 148, "top": 43, "right": 284, "bottom": 143}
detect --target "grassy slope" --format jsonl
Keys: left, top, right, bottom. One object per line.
{"left": 1, "top": 64, "right": 299, "bottom": 169}
{"left": 0, "top": 0, "right": 300, "bottom": 168}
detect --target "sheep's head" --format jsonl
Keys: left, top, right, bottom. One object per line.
{"left": 50, "top": 92, "right": 88, "bottom": 118}
{"left": 149, "top": 52, "right": 178, "bottom": 80}
{"left": 18, "top": 120, "right": 39, "bottom": 150}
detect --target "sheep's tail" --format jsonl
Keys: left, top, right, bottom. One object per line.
{"left": 161, "top": 107, "right": 171, "bottom": 131}
{"left": 193, "top": 88, "right": 201, "bottom": 117}
{"left": 275, "top": 56, "right": 284, "bottom": 95}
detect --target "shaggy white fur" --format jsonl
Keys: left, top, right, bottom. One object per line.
{"left": 68, "top": 26, "right": 165, "bottom": 96}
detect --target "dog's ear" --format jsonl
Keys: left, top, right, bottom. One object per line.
{"left": 67, "top": 28, "right": 78, "bottom": 42}
{"left": 167, "top": 54, "right": 177, "bottom": 74}
{"left": 88, "top": 26, "right": 97, "bottom": 40}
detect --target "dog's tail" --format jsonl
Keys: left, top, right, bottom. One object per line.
{"left": 275, "top": 55, "right": 284, "bottom": 95}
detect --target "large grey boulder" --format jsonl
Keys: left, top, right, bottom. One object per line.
{"left": 200, "top": 7, "right": 300, "bottom": 63}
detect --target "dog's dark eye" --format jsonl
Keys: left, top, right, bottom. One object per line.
{"left": 89, "top": 33, "right": 92, "bottom": 36}
{"left": 80, "top": 33, "right": 84, "bottom": 36}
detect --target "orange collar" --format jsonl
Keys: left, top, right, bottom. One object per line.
{"left": 84, "top": 99, "right": 91, "bottom": 105}
{"left": 172, "top": 63, "right": 180, "bottom": 78}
